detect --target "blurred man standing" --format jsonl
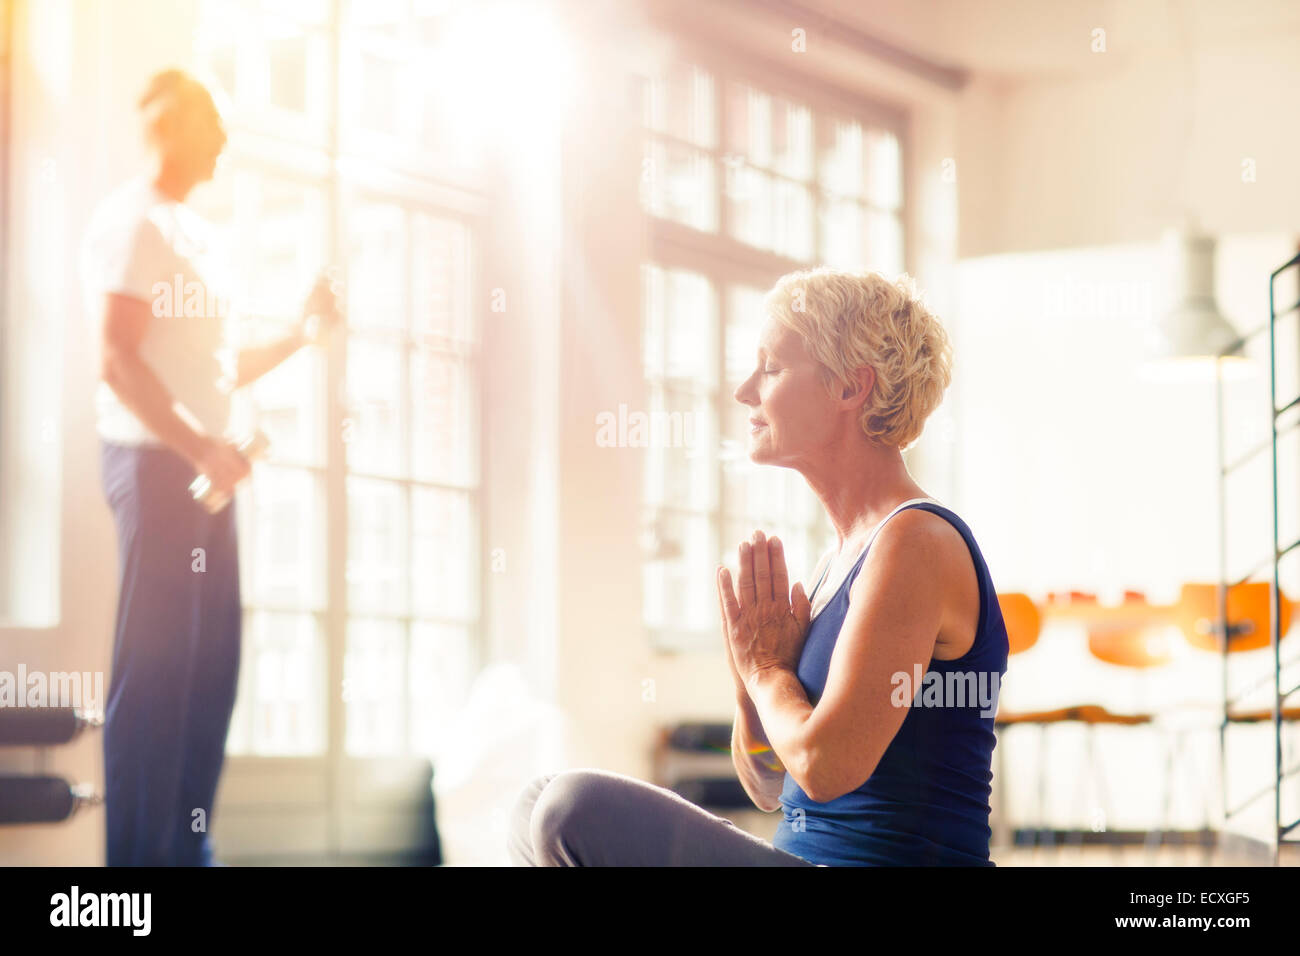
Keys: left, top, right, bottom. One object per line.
{"left": 80, "top": 69, "right": 338, "bottom": 865}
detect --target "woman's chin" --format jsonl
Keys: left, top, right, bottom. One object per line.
{"left": 747, "top": 437, "right": 776, "bottom": 463}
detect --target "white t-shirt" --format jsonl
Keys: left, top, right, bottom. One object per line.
{"left": 80, "top": 176, "right": 235, "bottom": 447}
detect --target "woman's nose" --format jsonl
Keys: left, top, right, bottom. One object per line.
{"left": 733, "top": 373, "right": 755, "bottom": 406}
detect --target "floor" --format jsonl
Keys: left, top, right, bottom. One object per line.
{"left": 237, "top": 839, "right": 1299, "bottom": 866}
{"left": 232, "top": 815, "right": 1300, "bottom": 867}
{"left": 993, "top": 843, "right": 1290, "bottom": 866}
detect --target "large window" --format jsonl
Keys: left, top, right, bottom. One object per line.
{"left": 641, "top": 61, "right": 905, "bottom": 271}
{"left": 192, "top": 0, "right": 482, "bottom": 765}
{"left": 639, "top": 57, "right": 906, "bottom": 650}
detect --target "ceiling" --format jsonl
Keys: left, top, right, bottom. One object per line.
{"left": 792, "top": 0, "right": 1300, "bottom": 79}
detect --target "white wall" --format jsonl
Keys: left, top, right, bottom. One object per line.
{"left": 956, "top": 33, "right": 1300, "bottom": 257}
{"left": 947, "top": 23, "right": 1300, "bottom": 840}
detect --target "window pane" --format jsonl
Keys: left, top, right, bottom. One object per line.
{"left": 727, "top": 84, "right": 772, "bottom": 169}
{"left": 642, "top": 265, "right": 717, "bottom": 388}
{"left": 413, "top": 11, "right": 477, "bottom": 168}
{"left": 726, "top": 83, "right": 812, "bottom": 180}
{"left": 347, "top": 477, "right": 408, "bottom": 615}
{"left": 643, "top": 62, "right": 715, "bottom": 148}
{"left": 251, "top": 345, "right": 327, "bottom": 467}
{"left": 642, "top": 385, "right": 717, "bottom": 510}
{"left": 223, "top": 172, "right": 327, "bottom": 318}
{"left": 345, "top": 0, "right": 405, "bottom": 38}
{"left": 411, "top": 486, "right": 476, "bottom": 620}
{"left": 266, "top": 21, "right": 309, "bottom": 113}
{"left": 228, "top": 611, "right": 326, "bottom": 756}
{"left": 773, "top": 179, "right": 814, "bottom": 260}
{"left": 642, "top": 139, "right": 717, "bottom": 232}
{"left": 345, "top": 617, "right": 407, "bottom": 756}
{"left": 339, "top": 0, "right": 481, "bottom": 178}
{"left": 819, "top": 117, "right": 865, "bottom": 199}
{"left": 725, "top": 166, "right": 812, "bottom": 259}
{"left": 865, "top": 128, "right": 903, "bottom": 211}
{"left": 867, "top": 210, "right": 905, "bottom": 278}
{"left": 196, "top": 0, "right": 331, "bottom": 141}
{"left": 411, "top": 213, "right": 472, "bottom": 345}
{"left": 411, "top": 348, "right": 476, "bottom": 485}
{"left": 772, "top": 95, "right": 813, "bottom": 179}
{"left": 360, "top": 52, "right": 402, "bottom": 136}
{"left": 347, "top": 201, "right": 407, "bottom": 331}
{"left": 409, "top": 622, "right": 474, "bottom": 757}
{"left": 820, "top": 196, "right": 864, "bottom": 269}
{"left": 725, "top": 283, "right": 766, "bottom": 364}
{"left": 238, "top": 464, "right": 326, "bottom": 610}
{"left": 724, "top": 164, "right": 771, "bottom": 250}
{"left": 341, "top": 0, "right": 408, "bottom": 140}
{"left": 642, "top": 509, "right": 715, "bottom": 635}
{"left": 346, "top": 339, "right": 404, "bottom": 476}
{"left": 410, "top": 214, "right": 476, "bottom": 485}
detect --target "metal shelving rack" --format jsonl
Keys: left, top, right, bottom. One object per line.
{"left": 1214, "top": 249, "right": 1300, "bottom": 866}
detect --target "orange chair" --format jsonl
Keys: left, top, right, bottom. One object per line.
{"left": 1001, "top": 592, "right": 1042, "bottom": 657}
{"left": 1171, "top": 582, "right": 1300, "bottom": 846}
{"left": 1174, "top": 582, "right": 1294, "bottom": 654}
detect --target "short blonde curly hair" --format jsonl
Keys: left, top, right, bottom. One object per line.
{"left": 764, "top": 267, "right": 953, "bottom": 450}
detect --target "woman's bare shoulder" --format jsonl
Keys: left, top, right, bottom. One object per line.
{"left": 851, "top": 508, "right": 977, "bottom": 658}
{"left": 848, "top": 508, "right": 966, "bottom": 599}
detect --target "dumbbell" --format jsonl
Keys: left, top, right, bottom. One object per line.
{"left": 0, "top": 776, "right": 101, "bottom": 824}
{"left": 0, "top": 707, "right": 103, "bottom": 746}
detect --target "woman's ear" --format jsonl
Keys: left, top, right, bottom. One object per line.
{"left": 839, "top": 366, "right": 875, "bottom": 407}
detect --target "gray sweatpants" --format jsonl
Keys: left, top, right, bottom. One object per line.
{"left": 507, "top": 768, "right": 818, "bottom": 866}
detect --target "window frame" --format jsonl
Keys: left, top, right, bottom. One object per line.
{"left": 640, "top": 40, "right": 911, "bottom": 652}
{"left": 195, "top": 0, "right": 490, "bottom": 857}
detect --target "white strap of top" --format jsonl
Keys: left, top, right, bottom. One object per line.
{"left": 808, "top": 497, "right": 944, "bottom": 618}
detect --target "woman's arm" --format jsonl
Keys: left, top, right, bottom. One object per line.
{"left": 725, "top": 598, "right": 786, "bottom": 811}
{"left": 749, "top": 511, "right": 949, "bottom": 803}
{"left": 731, "top": 696, "right": 785, "bottom": 813}
{"left": 718, "top": 566, "right": 786, "bottom": 811}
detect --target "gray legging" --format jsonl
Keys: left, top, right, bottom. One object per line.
{"left": 507, "top": 768, "right": 819, "bottom": 866}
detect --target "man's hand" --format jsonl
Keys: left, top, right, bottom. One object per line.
{"left": 298, "top": 270, "right": 344, "bottom": 345}
{"left": 717, "top": 530, "right": 812, "bottom": 689}
{"left": 192, "top": 435, "right": 252, "bottom": 499}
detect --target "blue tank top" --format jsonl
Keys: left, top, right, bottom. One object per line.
{"left": 770, "top": 500, "right": 1008, "bottom": 866}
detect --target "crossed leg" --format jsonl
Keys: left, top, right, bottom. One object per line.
{"left": 507, "top": 768, "right": 816, "bottom": 866}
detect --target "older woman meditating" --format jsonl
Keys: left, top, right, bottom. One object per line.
{"left": 508, "top": 267, "right": 1009, "bottom": 867}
